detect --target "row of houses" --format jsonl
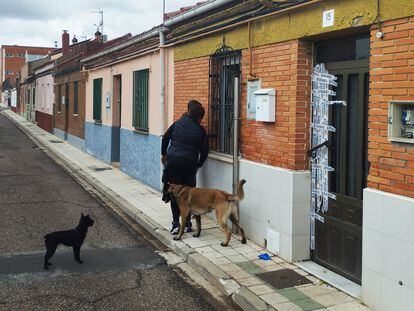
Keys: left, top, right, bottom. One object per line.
{"left": 2, "top": 1, "right": 414, "bottom": 310}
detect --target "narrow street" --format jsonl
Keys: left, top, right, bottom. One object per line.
{"left": 0, "top": 113, "right": 238, "bottom": 311}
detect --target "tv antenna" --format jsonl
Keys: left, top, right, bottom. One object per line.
{"left": 90, "top": 9, "right": 104, "bottom": 34}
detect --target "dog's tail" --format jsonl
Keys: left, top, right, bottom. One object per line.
{"left": 44, "top": 234, "right": 50, "bottom": 242}
{"left": 227, "top": 179, "right": 246, "bottom": 202}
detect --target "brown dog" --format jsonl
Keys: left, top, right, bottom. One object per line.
{"left": 168, "top": 180, "right": 247, "bottom": 246}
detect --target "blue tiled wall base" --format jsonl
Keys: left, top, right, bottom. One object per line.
{"left": 54, "top": 127, "right": 85, "bottom": 151}
{"left": 68, "top": 133, "right": 85, "bottom": 152}
{"left": 85, "top": 122, "right": 113, "bottom": 164}
{"left": 120, "top": 129, "right": 161, "bottom": 190}
{"left": 54, "top": 128, "right": 66, "bottom": 141}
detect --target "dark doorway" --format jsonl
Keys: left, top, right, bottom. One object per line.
{"left": 312, "top": 35, "right": 370, "bottom": 284}
{"left": 111, "top": 75, "right": 122, "bottom": 163}
{"left": 64, "top": 83, "right": 70, "bottom": 140}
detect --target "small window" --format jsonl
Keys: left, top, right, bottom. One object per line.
{"left": 93, "top": 78, "right": 103, "bottom": 122}
{"left": 33, "top": 87, "right": 36, "bottom": 107}
{"left": 73, "top": 81, "right": 79, "bottom": 115}
{"left": 17, "top": 53, "right": 25, "bottom": 58}
{"left": 5, "top": 53, "right": 13, "bottom": 58}
{"left": 5, "top": 70, "right": 13, "bottom": 75}
{"left": 57, "top": 85, "right": 62, "bottom": 112}
{"left": 132, "top": 69, "right": 149, "bottom": 131}
{"left": 65, "top": 83, "right": 69, "bottom": 108}
{"left": 315, "top": 35, "right": 370, "bottom": 63}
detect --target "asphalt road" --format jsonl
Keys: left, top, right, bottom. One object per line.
{"left": 0, "top": 113, "right": 238, "bottom": 311}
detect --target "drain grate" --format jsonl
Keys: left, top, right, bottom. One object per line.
{"left": 255, "top": 269, "right": 312, "bottom": 290}
{"left": 91, "top": 167, "right": 112, "bottom": 172}
{"left": 49, "top": 140, "right": 63, "bottom": 143}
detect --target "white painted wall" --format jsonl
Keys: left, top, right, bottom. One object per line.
{"left": 362, "top": 188, "right": 414, "bottom": 311}
{"left": 10, "top": 89, "right": 17, "bottom": 107}
{"left": 34, "top": 63, "right": 54, "bottom": 115}
{"left": 85, "top": 48, "right": 175, "bottom": 136}
{"left": 198, "top": 156, "right": 311, "bottom": 262}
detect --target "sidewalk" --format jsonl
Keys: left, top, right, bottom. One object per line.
{"left": 1, "top": 107, "right": 371, "bottom": 311}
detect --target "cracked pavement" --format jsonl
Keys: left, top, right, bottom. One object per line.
{"left": 0, "top": 114, "right": 238, "bottom": 310}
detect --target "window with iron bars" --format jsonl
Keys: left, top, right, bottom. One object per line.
{"left": 209, "top": 46, "right": 241, "bottom": 155}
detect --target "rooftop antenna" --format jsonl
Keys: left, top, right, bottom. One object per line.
{"left": 90, "top": 9, "right": 104, "bottom": 34}
{"left": 162, "top": 0, "right": 166, "bottom": 21}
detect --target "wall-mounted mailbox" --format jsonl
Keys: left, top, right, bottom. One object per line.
{"left": 388, "top": 100, "right": 414, "bottom": 144}
{"left": 254, "top": 88, "right": 275, "bottom": 122}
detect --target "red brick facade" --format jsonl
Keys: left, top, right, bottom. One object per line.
{"left": 368, "top": 17, "right": 414, "bottom": 197}
{"left": 54, "top": 75, "right": 86, "bottom": 139}
{"left": 240, "top": 40, "right": 312, "bottom": 170}
{"left": 174, "top": 39, "right": 312, "bottom": 171}
{"left": 174, "top": 57, "right": 210, "bottom": 125}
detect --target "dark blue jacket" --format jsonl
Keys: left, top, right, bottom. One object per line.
{"left": 161, "top": 115, "right": 209, "bottom": 168}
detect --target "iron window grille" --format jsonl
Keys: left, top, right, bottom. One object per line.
{"left": 209, "top": 44, "right": 241, "bottom": 155}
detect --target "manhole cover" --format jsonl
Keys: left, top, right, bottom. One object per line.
{"left": 255, "top": 269, "right": 311, "bottom": 290}
{"left": 49, "top": 140, "right": 63, "bottom": 143}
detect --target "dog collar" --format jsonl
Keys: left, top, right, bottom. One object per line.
{"left": 175, "top": 186, "right": 186, "bottom": 200}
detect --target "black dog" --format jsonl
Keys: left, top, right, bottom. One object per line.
{"left": 44, "top": 213, "right": 94, "bottom": 270}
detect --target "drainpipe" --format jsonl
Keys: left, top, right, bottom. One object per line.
{"left": 233, "top": 77, "right": 240, "bottom": 232}
{"left": 160, "top": 29, "right": 166, "bottom": 134}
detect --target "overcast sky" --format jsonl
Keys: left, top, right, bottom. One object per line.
{"left": 0, "top": 0, "right": 199, "bottom": 47}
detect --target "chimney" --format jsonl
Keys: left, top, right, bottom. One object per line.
{"left": 62, "top": 30, "right": 69, "bottom": 54}
{"left": 72, "top": 35, "right": 78, "bottom": 44}
{"left": 94, "top": 30, "right": 102, "bottom": 42}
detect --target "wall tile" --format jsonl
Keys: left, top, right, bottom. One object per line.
{"left": 363, "top": 188, "right": 383, "bottom": 232}
{"left": 120, "top": 128, "right": 161, "bottom": 190}
{"left": 362, "top": 267, "right": 383, "bottom": 311}
{"left": 362, "top": 227, "right": 383, "bottom": 274}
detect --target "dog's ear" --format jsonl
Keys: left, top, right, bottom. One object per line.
{"left": 81, "top": 212, "right": 85, "bottom": 217}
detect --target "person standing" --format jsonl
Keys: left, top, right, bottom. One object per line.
{"left": 161, "top": 100, "right": 209, "bottom": 234}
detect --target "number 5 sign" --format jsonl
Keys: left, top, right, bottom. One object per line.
{"left": 323, "top": 9, "right": 335, "bottom": 27}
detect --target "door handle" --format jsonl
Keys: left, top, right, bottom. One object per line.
{"left": 307, "top": 140, "right": 329, "bottom": 158}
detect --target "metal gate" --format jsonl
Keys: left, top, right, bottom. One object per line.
{"left": 209, "top": 44, "right": 241, "bottom": 154}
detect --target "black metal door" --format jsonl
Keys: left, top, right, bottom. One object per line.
{"left": 313, "top": 60, "right": 369, "bottom": 284}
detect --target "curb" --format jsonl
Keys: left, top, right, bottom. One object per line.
{"left": 1, "top": 110, "right": 271, "bottom": 311}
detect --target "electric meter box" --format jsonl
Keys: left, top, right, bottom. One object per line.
{"left": 254, "top": 88, "right": 276, "bottom": 122}
{"left": 388, "top": 100, "right": 414, "bottom": 144}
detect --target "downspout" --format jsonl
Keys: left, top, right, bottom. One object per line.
{"left": 233, "top": 76, "right": 240, "bottom": 232}
{"left": 160, "top": 29, "right": 166, "bottom": 134}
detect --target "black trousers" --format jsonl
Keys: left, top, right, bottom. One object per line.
{"left": 166, "top": 156, "right": 197, "bottom": 223}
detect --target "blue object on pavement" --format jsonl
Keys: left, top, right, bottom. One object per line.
{"left": 258, "top": 253, "right": 271, "bottom": 260}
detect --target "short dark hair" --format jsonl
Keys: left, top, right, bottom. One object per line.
{"left": 187, "top": 100, "right": 205, "bottom": 120}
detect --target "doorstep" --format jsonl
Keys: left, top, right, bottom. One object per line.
{"left": 295, "top": 261, "right": 362, "bottom": 300}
